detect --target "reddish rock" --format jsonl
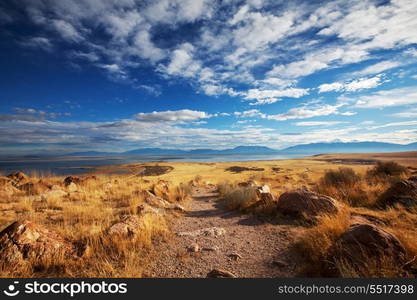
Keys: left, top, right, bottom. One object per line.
{"left": 0, "top": 220, "right": 76, "bottom": 265}
{"left": 378, "top": 179, "right": 417, "bottom": 208}
{"left": 335, "top": 222, "right": 406, "bottom": 262}
{"left": 277, "top": 189, "right": 339, "bottom": 217}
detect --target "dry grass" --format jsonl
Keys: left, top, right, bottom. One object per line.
{"left": 1, "top": 153, "right": 416, "bottom": 278}
{"left": 0, "top": 174, "right": 190, "bottom": 277}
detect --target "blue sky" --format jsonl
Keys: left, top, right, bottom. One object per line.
{"left": 0, "top": 0, "right": 417, "bottom": 155}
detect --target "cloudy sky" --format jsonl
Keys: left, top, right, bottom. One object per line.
{"left": 1, "top": 0, "right": 417, "bottom": 155}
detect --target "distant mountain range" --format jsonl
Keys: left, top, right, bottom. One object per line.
{"left": 66, "top": 142, "right": 417, "bottom": 157}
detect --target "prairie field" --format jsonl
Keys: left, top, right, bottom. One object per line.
{"left": 1, "top": 151, "right": 417, "bottom": 278}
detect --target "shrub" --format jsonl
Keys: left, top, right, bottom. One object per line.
{"left": 223, "top": 186, "right": 258, "bottom": 211}
{"left": 317, "top": 168, "right": 367, "bottom": 206}
{"left": 367, "top": 161, "right": 408, "bottom": 179}
{"left": 320, "top": 167, "right": 361, "bottom": 188}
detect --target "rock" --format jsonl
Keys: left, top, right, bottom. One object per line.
{"left": 255, "top": 184, "right": 274, "bottom": 203}
{"left": 237, "top": 180, "right": 258, "bottom": 188}
{"left": 177, "top": 227, "right": 226, "bottom": 237}
{"left": 0, "top": 220, "right": 77, "bottom": 265}
{"left": 172, "top": 204, "right": 186, "bottom": 212}
{"left": 64, "top": 176, "right": 82, "bottom": 186}
{"left": 7, "top": 172, "right": 29, "bottom": 187}
{"left": 228, "top": 252, "right": 242, "bottom": 260}
{"left": 202, "top": 246, "right": 219, "bottom": 252}
{"left": 187, "top": 243, "right": 200, "bottom": 253}
{"left": 143, "top": 190, "right": 185, "bottom": 211}
{"left": 0, "top": 185, "right": 21, "bottom": 198}
{"left": 67, "top": 182, "right": 78, "bottom": 192}
{"left": 107, "top": 215, "right": 142, "bottom": 238}
{"left": 377, "top": 179, "right": 417, "bottom": 208}
{"left": 335, "top": 222, "right": 406, "bottom": 262}
{"left": 144, "top": 191, "right": 171, "bottom": 208}
{"left": 137, "top": 203, "right": 164, "bottom": 216}
{"left": 272, "top": 260, "right": 286, "bottom": 268}
{"left": 207, "top": 268, "right": 236, "bottom": 278}
{"left": 277, "top": 189, "right": 339, "bottom": 218}
{"left": 257, "top": 184, "right": 270, "bottom": 194}
{"left": 7, "top": 172, "right": 29, "bottom": 183}
{"left": 151, "top": 180, "right": 170, "bottom": 199}
{"left": 0, "top": 176, "right": 12, "bottom": 186}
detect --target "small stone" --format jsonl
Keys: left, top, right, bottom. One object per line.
{"left": 187, "top": 244, "right": 200, "bottom": 253}
{"left": 228, "top": 252, "right": 242, "bottom": 260}
{"left": 207, "top": 268, "right": 236, "bottom": 278}
{"left": 202, "top": 246, "right": 218, "bottom": 252}
{"left": 272, "top": 260, "right": 286, "bottom": 267}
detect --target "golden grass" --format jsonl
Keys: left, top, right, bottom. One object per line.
{"left": 1, "top": 152, "right": 416, "bottom": 278}
{"left": 0, "top": 174, "right": 189, "bottom": 277}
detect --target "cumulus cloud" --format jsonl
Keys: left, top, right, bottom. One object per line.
{"left": 5, "top": 0, "right": 417, "bottom": 102}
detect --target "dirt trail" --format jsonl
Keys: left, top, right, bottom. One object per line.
{"left": 147, "top": 186, "right": 301, "bottom": 278}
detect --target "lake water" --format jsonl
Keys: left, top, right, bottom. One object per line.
{"left": 0, "top": 153, "right": 310, "bottom": 176}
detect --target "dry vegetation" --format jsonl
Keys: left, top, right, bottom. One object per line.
{"left": 0, "top": 173, "right": 191, "bottom": 277}
{"left": 1, "top": 152, "right": 417, "bottom": 278}
{"left": 217, "top": 159, "right": 417, "bottom": 277}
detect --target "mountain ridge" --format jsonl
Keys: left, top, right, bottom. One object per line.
{"left": 65, "top": 142, "right": 417, "bottom": 156}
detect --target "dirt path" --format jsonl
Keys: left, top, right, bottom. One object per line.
{"left": 147, "top": 186, "right": 301, "bottom": 278}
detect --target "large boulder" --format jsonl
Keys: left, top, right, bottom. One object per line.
{"left": 334, "top": 222, "right": 406, "bottom": 263}
{"left": 64, "top": 176, "right": 82, "bottom": 186}
{"left": 0, "top": 176, "right": 12, "bottom": 186}
{"left": 107, "top": 215, "right": 142, "bottom": 238}
{"left": 377, "top": 178, "right": 417, "bottom": 208}
{"left": 276, "top": 189, "right": 339, "bottom": 218}
{"left": 7, "top": 172, "right": 29, "bottom": 186}
{"left": 143, "top": 190, "right": 185, "bottom": 211}
{"left": 0, "top": 220, "right": 77, "bottom": 265}
{"left": 0, "top": 184, "right": 21, "bottom": 198}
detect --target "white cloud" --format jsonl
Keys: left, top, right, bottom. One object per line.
{"left": 265, "top": 104, "right": 345, "bottom": 121}
{"left": 249, "top": 98, "right": 280, "bottom": 106}
{"left": 370, "top": 120, "right": 417, "bottom": 129}
{"left": 234, "top": 109, "right": 263, "bottom": 118}
{"left": 244, "top": 88, "right": 309, "bottom": 102}
{"left": 20, "top": 37, "right": 53, "bottom": 51}
{"left": 51, "top": 19, "right": 83, "bottom": 42}
{"left": 391, "top": 108, "right": 417, "bottom": 118}
{"left": 352, "top": 86, "right": 417, "bottom": 108}
{"left": 295, "top": 121, "right": 348, "bottom": 126}
{"left": 318, "top": 75, "right": 383, "bottom": 93}
{"left": 134, "top": 109, "right": 211, "bottom": 123}
{"left": 351, "top": 60, "right": 403, "bottom": 77}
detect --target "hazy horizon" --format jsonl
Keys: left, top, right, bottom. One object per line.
{"left": 1, "top": 0, "right": 417, "bottom": 155}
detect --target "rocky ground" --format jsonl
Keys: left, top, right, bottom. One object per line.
{"left": 147, "top": 186, "right": 301, "bottom": 278}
